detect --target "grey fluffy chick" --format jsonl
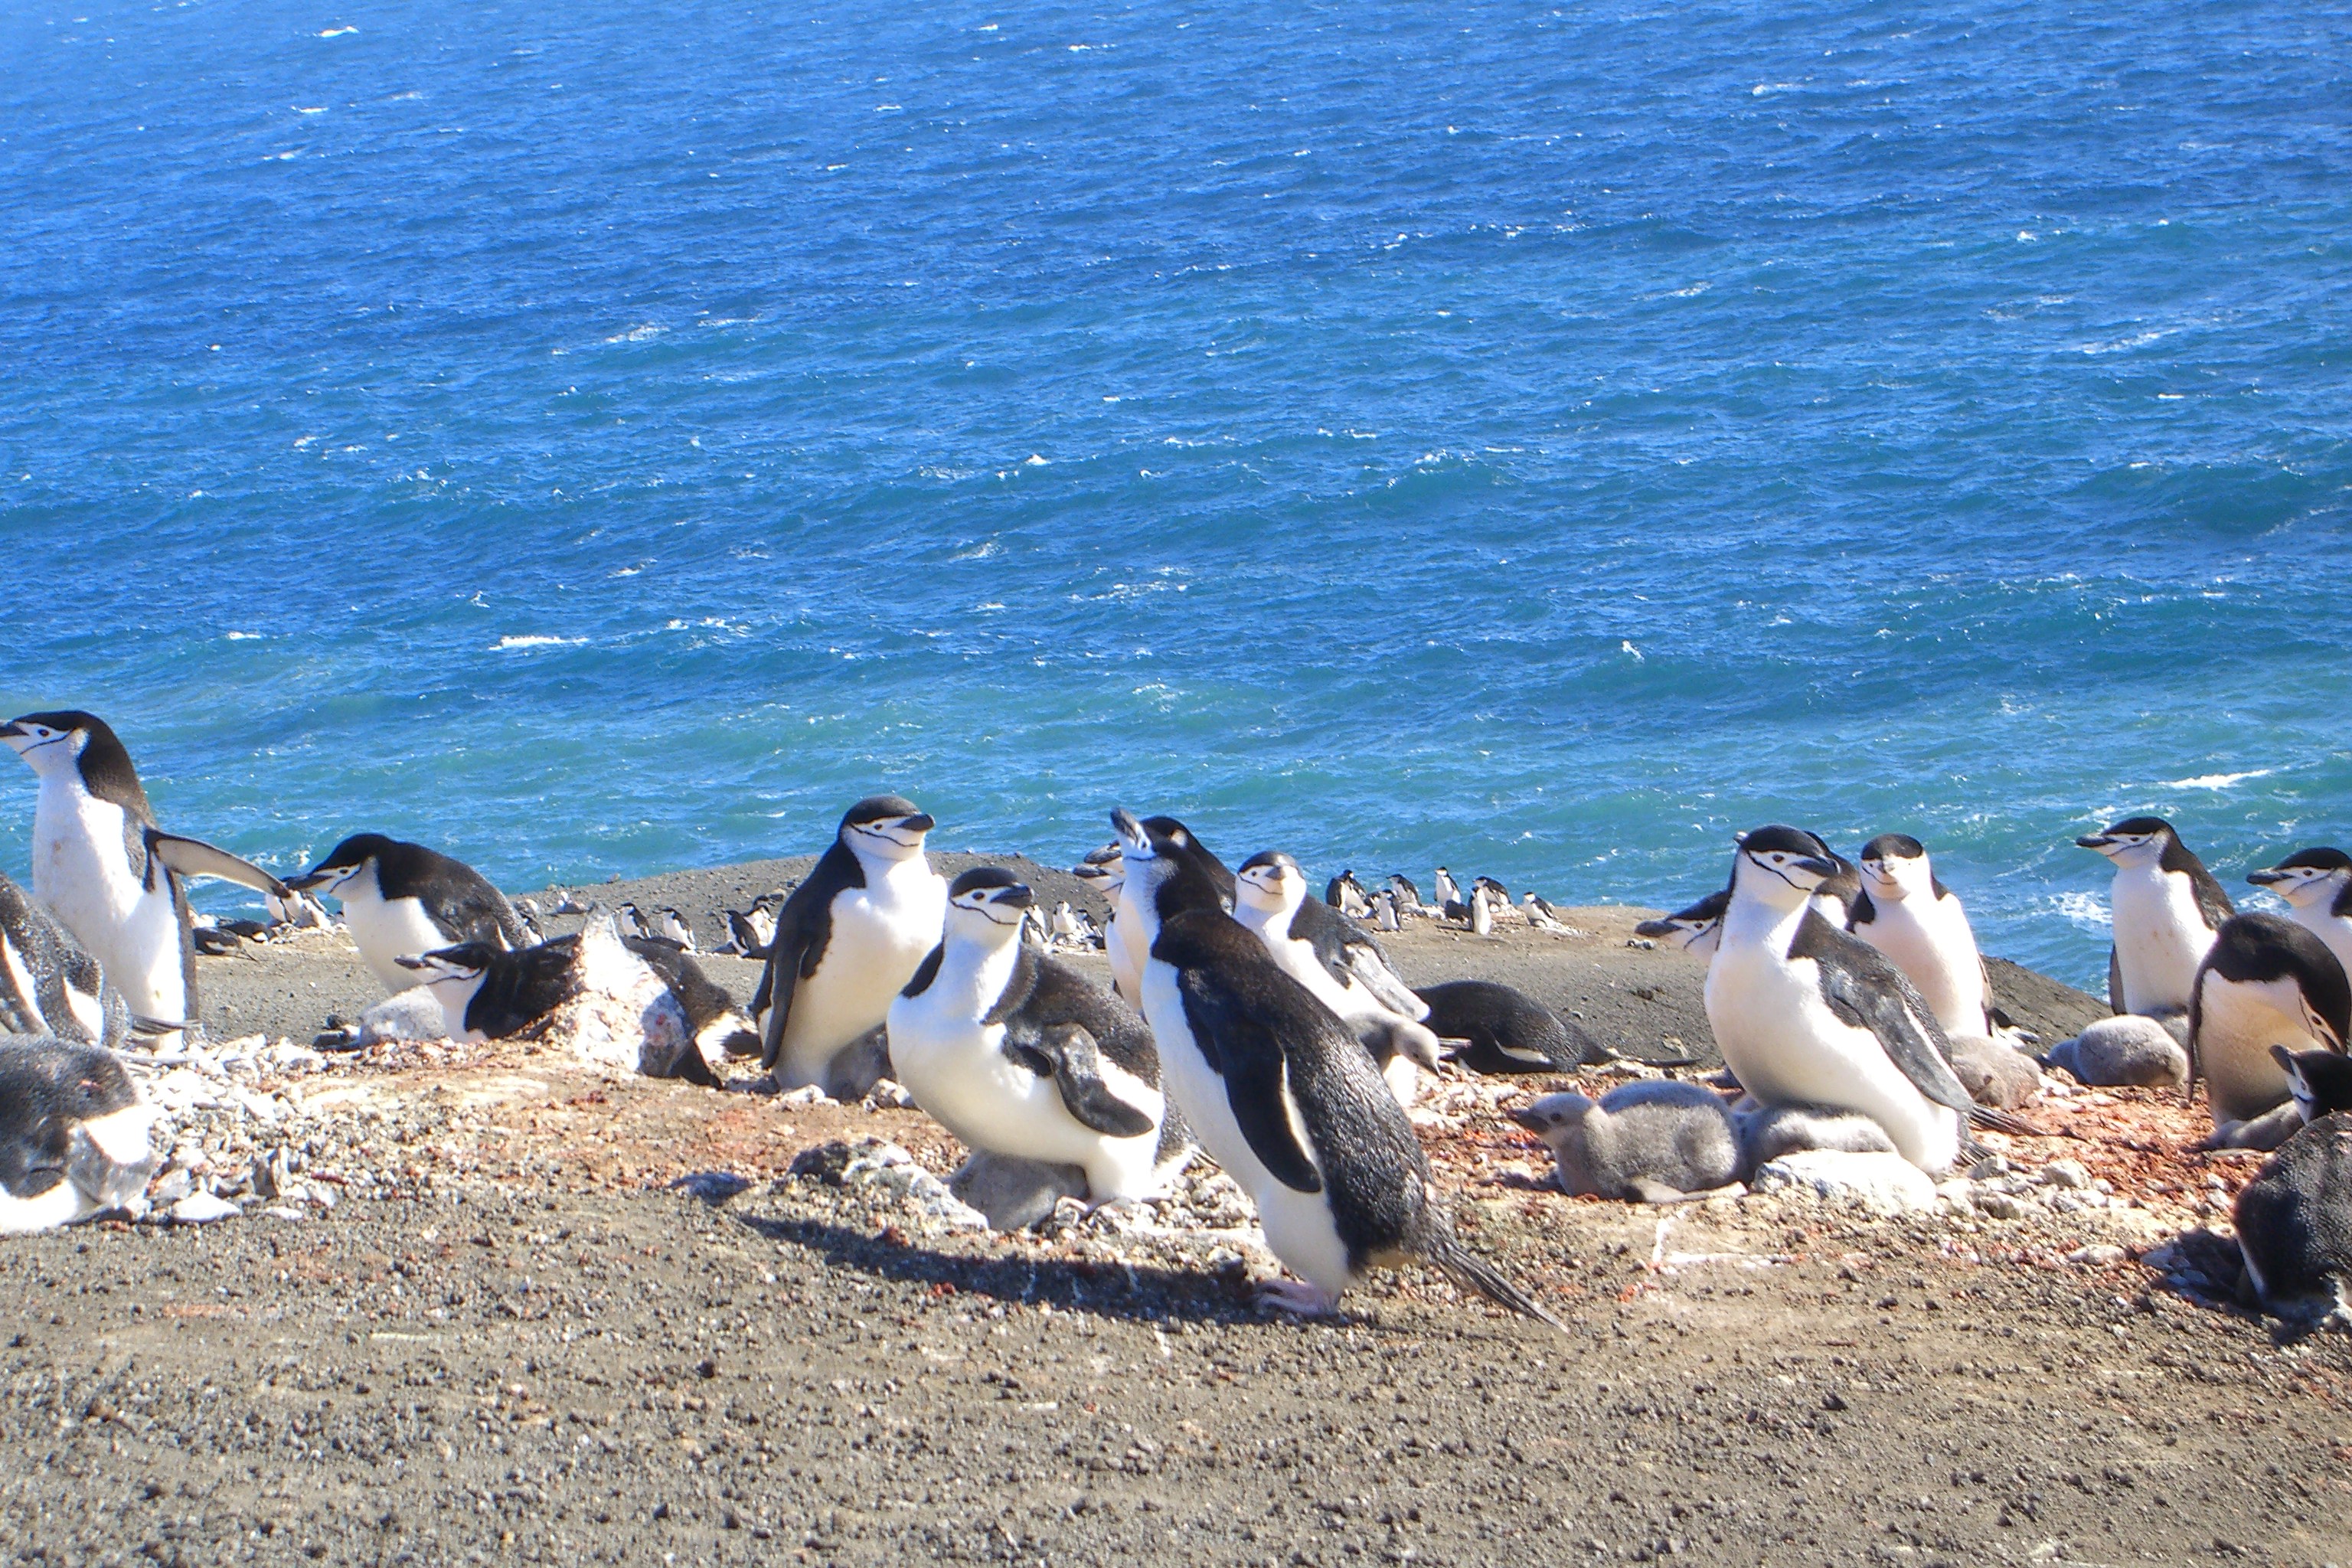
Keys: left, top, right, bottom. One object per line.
{"left": 1511, "top": 1081, "right": 1742, "bottom": 1203}
{"left": 2045, "top": 1014, "right": 2190, "bottom": 1090}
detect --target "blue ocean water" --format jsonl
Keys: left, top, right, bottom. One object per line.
{"left": 2, "top": 1, "right": 2348, "bottom": 988}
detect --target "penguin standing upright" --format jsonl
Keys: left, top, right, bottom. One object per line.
{"left": 2077, "top": 816, "right": 2233, "bottom": 1016}
{"left": 0, "top": 712, "right": 288, "bottom": 1044}
{"left": 2187, "top": 912, "right": 2350, "bottom": 1150}
{"left": 286, "top": 834, "right": 528, "bottom": 994}
{"left": 1110, "top": 809, "right": 1561, "bottom": 1328}
{"left": 1106, "top": 815, "right": 1232, "bottom": 1004}
{"left": 888, "top": 868, "right": 1185, "bottom": 1210}
{"left": 1847, "top": 834, "right": 1993, "bottom": 1038}
{"left": 1325, "top": 871, "right": 1370, "bottom": 919}
{"left": 754, "top": 795, "right": 948, "bottom": 1097}
{"left": 1231, "top": 851, "right": 1442, "bottom": 1105}
{"left": 1705, "top": 826, "right": 2014, "bottom": 1174}
{"left": 2249, "top": 848, "right": 2352, "bottom": 979}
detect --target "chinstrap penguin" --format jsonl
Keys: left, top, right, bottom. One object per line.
{"left": 398, "top": 923, "right": 745, "bottom": 1084}
{"left": 2249, "top": 848, "right": 2352, "bottom": 981}
{"left": 1848, "top": 834, "right": 1992, "bottom": 1038}
{"left": 286, "top": 833, "right": 528, "bottom": 995}
{"left": 1325, "top": 870, "right": 1370, "bottom": 920}
{"left": 1706, "top": 826, "right": 2014, "bottom": 1175}
{"left": 1511, "top": 1081, "right": 1741, "bottom": 1203}
{"left": 0, "top": 1037, "right": 161, "bottom": 1230}
{"left": 1232, "top": 851, "right": 1442, "bottom": 1106}
{"left": 1112, "top": 809, "right": 1563, "bottom": 1328}
{"left": 2077, "top": 815, "right": 2233, "bottom": 1018}
{"left": 1633, "top": 887, "right": 1730, "bottom": 958}
{"left": 753, "top": 795, "right": 948, "bottom": 1099}
{"left": 1414, "top": 979, "right": 1598, "bottom": 1073}
{"left": 0, "top": 871, "right": 122, "bottom": 1046}
{"left": 2233, "top": 1107, "right": 2352, "bottom": 1328}
{"left": 2275, "top": 1044, "right": 2352, "bottom": 1126}
{"left": 1106, "top": 815, "right": 1232, "bottom": 1006}
{"left": 887, "top": 868, "right": 1185, "bottom": 1223}
{"left": 2187, "top": 912, "right": 2350, "bottom": 1151}
{"left": 0, "top": 711, "right": 288, "bottom": 1044}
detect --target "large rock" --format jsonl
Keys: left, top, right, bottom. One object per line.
{"left": 1984, "top": 957, "right": 2109, "bottom": 1045}
{"left": 1752, "top": 1150, "right": 1939, "bottom": 1214}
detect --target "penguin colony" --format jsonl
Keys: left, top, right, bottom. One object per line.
{"left": 0, "top": 711, "right": 2347, "bottom": 1325}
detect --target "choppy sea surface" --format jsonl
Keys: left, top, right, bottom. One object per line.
{"left": 3, "top": 1, "right": 2348, "bottom": 988}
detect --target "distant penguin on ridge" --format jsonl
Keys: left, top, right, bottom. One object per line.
{"left": 0, "top": 711, "right": 289, "bottom": 1045}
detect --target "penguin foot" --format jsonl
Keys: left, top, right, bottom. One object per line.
{"left": 1254, "top": 1278, "right": 1342, "bottom": 1320}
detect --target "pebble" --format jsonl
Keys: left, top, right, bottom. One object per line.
{"left": 168, "top": 1192, "right": 242, "bottom": 1224}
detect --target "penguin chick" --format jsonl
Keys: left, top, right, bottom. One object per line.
{"left": 1734, "top": 1102, "right": 1898, "bottom": 1171}
{"left": 1944, "top": 1034, "right": 2042, "bottom": 1111}
{"left": 2233, "top": 1112, "right": 2352, "bottom": 1327}
{"left": 2044, "top": 1015, "right": 2190, "bottom": 1090}
{"left": 1510, "top": 1082, "right": 1742, "bottom": 1203}
{"left": 1414, "top": 980, "right": 1599, "bottom": 1074}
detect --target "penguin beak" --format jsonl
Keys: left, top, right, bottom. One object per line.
{"left": 1792, "top": 854, "right": 1841, "bottom": 879}
{"left": 1632, "top": 916, "right": 1680, "bottom": 938}
{"left": 2247, "top": 867, "right": 2289, "bottom": 887}
{"left": 995, "top": 884, "right": 1035, "bottom": 911}
{"left": 394, "top": 955, "right": 429, "bottom": 971}
{"left": 1110, "top": 808, "right": 1153, "bottom": 858}
{"left": 1507, "top": 1106, "right": 1550, "bottom": 1132}
{"left": 284, "top": 868, "right": 334, "bottom": 892}
{"left": 897, "top": 812, "right": 936, "bottom": 835}
{"left": 2075, "top": 834, "right": 2115, "bottom": 851}
{"left": 0, "top": 722, "right": 20, "bottom": 739}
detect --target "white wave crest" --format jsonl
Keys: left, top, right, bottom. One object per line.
{"left": 493, "top": 635, "right": 584, "bottom": 651}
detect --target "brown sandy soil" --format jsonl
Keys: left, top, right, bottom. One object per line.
{"left": 15, "top": 867, "right": 2344, "bottom": 1565}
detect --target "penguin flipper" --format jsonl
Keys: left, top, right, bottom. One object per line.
{"left": 1014, "top": 1023, "right": 1155, "bottom": 1140}
{"left": 145, "top": 831, "right": 290, "bottom": 898}
{"left": 1791, "top": 910, "right": 1978, "bottom": 1118}
{"left": 1340, "top": 939, "right": 1430, "bottom": 1023}
{"left": 1174, "top": 968, "right": 1323, "bottom": 1194}
{"left": 2109, "top": 945, "right": 2124, "bottom": 1017}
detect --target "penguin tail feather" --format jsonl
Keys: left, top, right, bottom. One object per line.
{"left": 1428, "top": 1236, "right": 1570, "bottom": 1335}
{"left": 1965, "top": 1104, "right": 2048, "bottom": 1138}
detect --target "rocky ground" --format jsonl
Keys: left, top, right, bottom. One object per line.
{"left": 7, "top": 867, "right": 2348, "bottom": 1564}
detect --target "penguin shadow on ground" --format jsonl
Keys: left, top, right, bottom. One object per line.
{"left": 2141, "top": 1225, "right": 2337, "bottom": 1347}
{"left": 720, "top": 1208, "right": 1267, "bottom": 1326}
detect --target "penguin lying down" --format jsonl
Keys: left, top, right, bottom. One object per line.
{"left": 0, "top": 1037, "right": 160, "bottom": 1232}
{"left": 399, "top": 916, "right": 756, "bottom": 1086}
{"left": 1511, "top": 1081, "right": 1906, "bottom": 1204}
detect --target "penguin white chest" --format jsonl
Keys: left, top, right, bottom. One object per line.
{"left": 1706, "top": 946, "right": 1957, "bottom": 1171}
{"left": 30, "top": 780, "right": 180, "bottom": 1021}
{"left": 778, "top": 865, "right": 946, "bottom": 1086}
{"left": 1857, "top": 897, "right": 1984, "bottom": 1037}
{"left": 2109, "top": 864, "right": 2215, "bottom": 1014}
{"left": 2193, "top": 971, "right": 2317, "bottom": 1122}
{"left": 2286, "top": 906, "right": 2352, "bottom": 986}
{"left": 339, "top": 887, "right": 457, "bottom": 993}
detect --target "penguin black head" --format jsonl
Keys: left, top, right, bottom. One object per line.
{"left": 1235, "top": 850, "right": 1306, "bottom": 910}
{"left": 947, "top": 866, "right": 1033, "bottom": 925}
{"left": 1858, "top": 833, "right": 1940, "bottom": 902}
{"left": 0, "top": 710, "right": 153, "bottom": 818}
{"left": 397, "top": 942, "right": 498, "bottom": 984}
{"left": 1734, "top": 825, "right": 1841, "bottom": 892}
{"left": 1111, "top": 808, "right": 1227, "bottom": 923}
{"left": 2272, "top": 1045, "right": 2352, "bottom": 1124}
{"left": 0, "top": 1040, "right": 158, "bottom": 1207}
{"left": 838, "top": 795, "right": 936, "bottom": 858}
{"left": 287, "top": 831, "right": 399, "bottom": 893}
{"left": 2076, "top": 815, "right": 2175, "bottom": 862}
{"left": 1633, "top": 885, "right": 1730, "bottom": 947}
{"left": 2249, "top": 847, "right": 2352, "bottom": 913}
{"left": 1860, "top": 833, "right": 1926, "bottom": 863}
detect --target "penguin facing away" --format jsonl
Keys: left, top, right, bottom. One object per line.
{"left": 753, "top": 795, "right": 948, "bottom": 1098}
{"left": 1110, "top": 808, "right": 1563, "bottom": 1328}
{"left": 286, "top": 833, "right": 528, "bottom": 995}
{"left": 2249, "top": 848, "right": 2352, "bottom": 980}
{"left": 0, "top": 871, "right": 123, "bottom": 1046}
{"left": 0, "top": 711, "right": 289, "bottom": 1044}
{"left": 887, "top": 867, "right": 1184, "bottom": 1210}
{"left": 1848, "top": 833, "right": 1993, "bottom": 1038}
{"left": 2233, "top": 1109, "right": 2352, "bottom": 1327}
{"left": 0, "top": 1038, "right": 161, "bottom": 1232}
{"left": 2187, "top": 912, "right": 2350, "bottom": 1151}
{"left": 1232, "top": 851, "right": 1442, "bottom": 1106}
{"left": 2077, "top": 815, "right": 2233, "bottom": 1017}
{"left": 1705, "top": 825, "right": 2011, "bottom": 1175}
{"left": 1106, "top": 815, "right": 1233, "bottom": 1005}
